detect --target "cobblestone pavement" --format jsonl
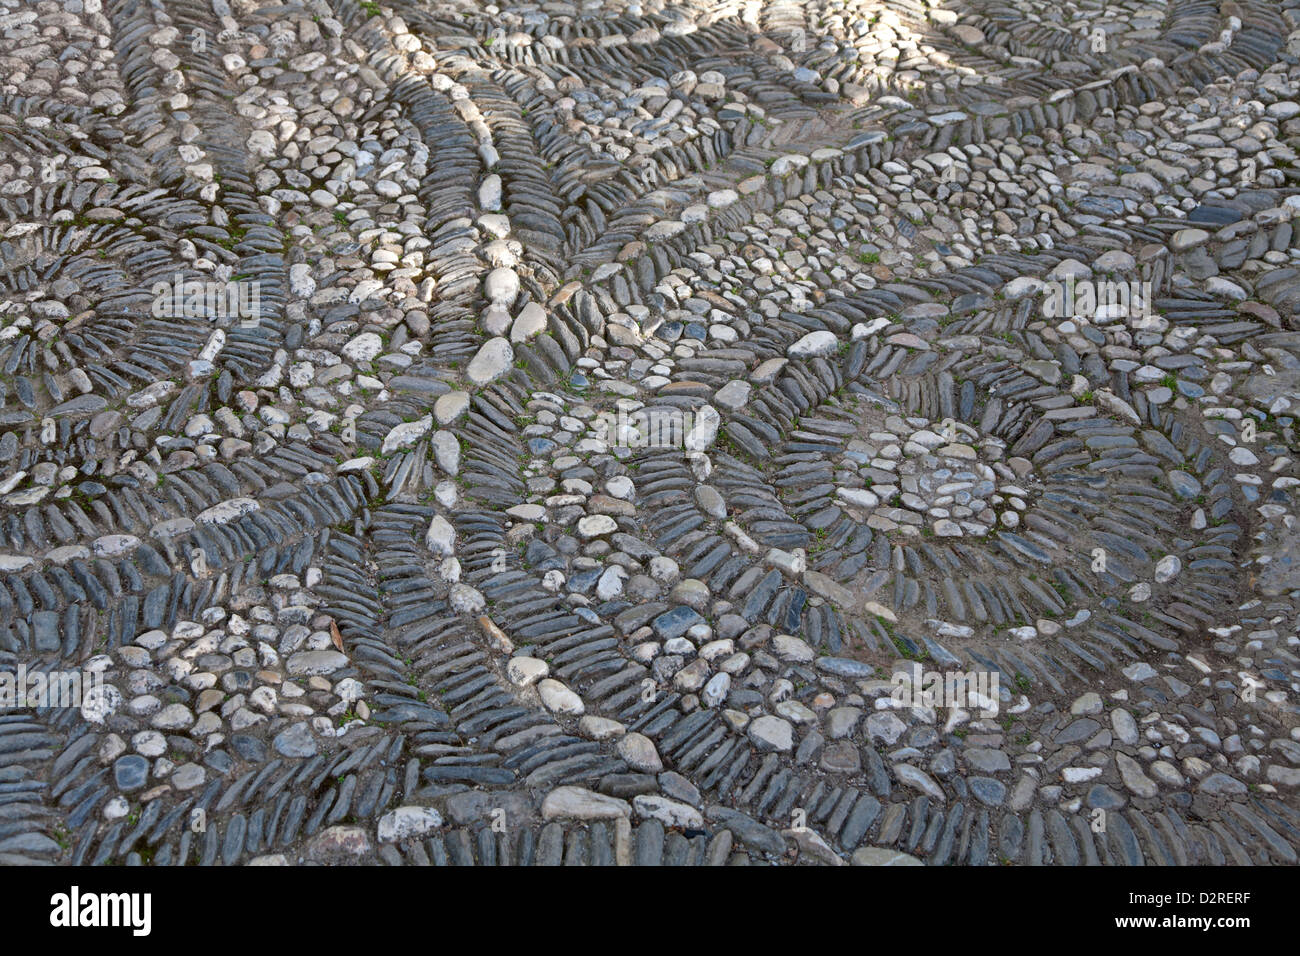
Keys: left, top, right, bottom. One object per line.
{"left": 0, "top": 0, "right": 1298, "bottom": 867}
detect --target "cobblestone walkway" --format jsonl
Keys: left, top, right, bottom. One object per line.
{"left": 0, "top": 0, "right": 1298, "bottom": 866}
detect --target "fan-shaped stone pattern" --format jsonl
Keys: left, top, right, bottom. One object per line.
{"left": 0, "top": 0, "right": 1296, "bottom": 868}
